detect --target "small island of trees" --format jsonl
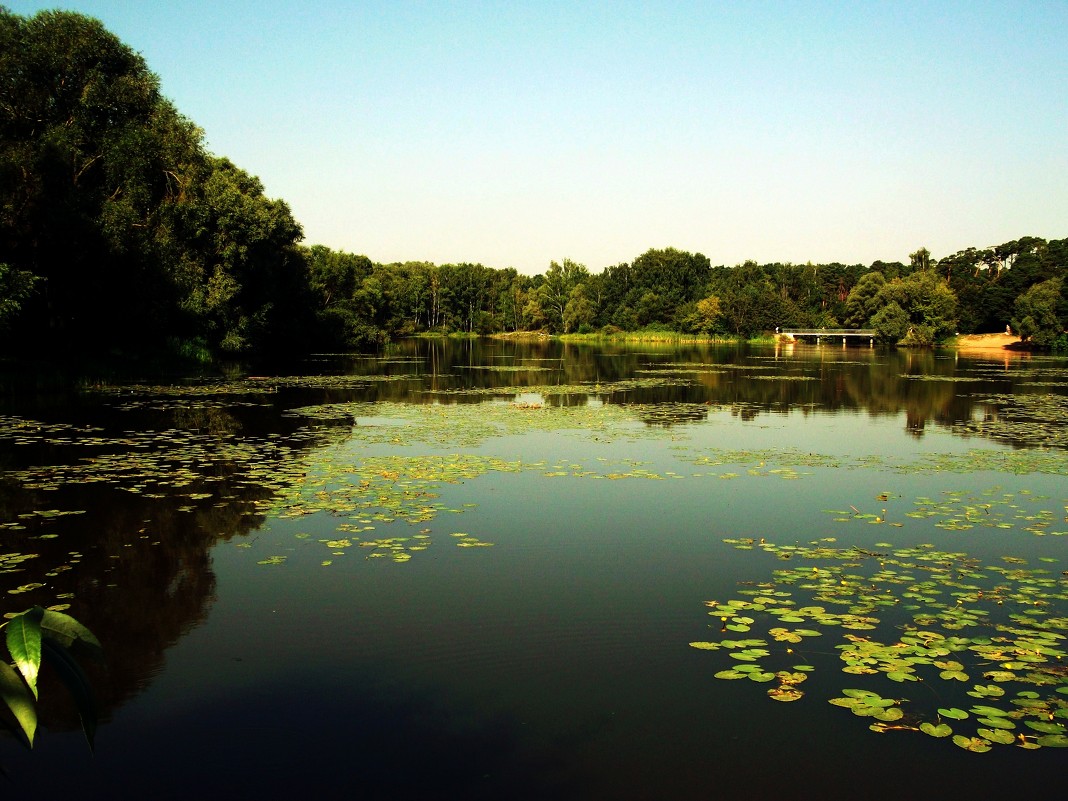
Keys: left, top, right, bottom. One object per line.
{"left": 2, "top": 9, "right": 1066, "bottom": 364}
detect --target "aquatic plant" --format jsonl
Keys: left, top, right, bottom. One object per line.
{"left": 692, "top": 537, "right": 1068, "bottom": 752}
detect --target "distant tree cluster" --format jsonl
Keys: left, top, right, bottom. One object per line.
{"left": 2, "top": 9, "right": 1066, "bottom": 359}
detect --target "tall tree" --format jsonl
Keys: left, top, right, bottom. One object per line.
{"left": 539, "top": 259, "right": 588, "bottom": 332}
{"left": 0, "top": 8, "right": 166, "bottom": 346}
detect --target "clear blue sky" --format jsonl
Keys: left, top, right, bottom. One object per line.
{"left": 9, "top": 1, "right": 1068, "bottom": 273}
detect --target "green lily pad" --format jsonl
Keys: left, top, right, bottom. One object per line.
{"left": 938, "top": 707, "right": 969, "bottom": 720}
{"left": 977, "top": 728, "right": 1015, "bottom": 745}
{"left": 1036, "top": 734, "right": 1068, "bottom": 747}
{"left": 1024, "top": 720, "right": 1066, "bottom": 735}
{"left": 767, "top": 686, "right": 804, "bottom": 702}
{"left": 952, "top": 735, "right": 992, "bottom": 753}
{"left": 977, "top": 717, "right": 1015, "bottom": 730}
{"left": 920, "top": 722, "right": 953, "bottom": 737}
{"left": 873, "top": 707, "right": 904, "bottom": 722}
{"left": 713, "top": 670, "right": 746, "bottom": 680}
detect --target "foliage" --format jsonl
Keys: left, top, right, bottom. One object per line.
{"left": 870, "top": 301, "right": 909, "bottom": 344}
{"left": 851, "top": 268, "right": 959, "bottom": 345}
{"left": 539, "top": 259, "right": 589, "bottom": 333}
{"left": 0, "top": 8, "right": 310, "bottom": 359}
{"left": 0, "top": 606, "right": 102, "bottom": 750}
{"left": 1011, "top": 277, "right": 1065, "bottom": 348}
{"left": 0, "top": 262, "right": 38, "bottom": 330}
{"left": 843, "top": 272, "right": 886, "bottom": 327}
{"left": 1, "top": 8, "right": 1066, "bottom": 358}
{"left": 696, "top": 534, "right": 1068, "bottom": 754}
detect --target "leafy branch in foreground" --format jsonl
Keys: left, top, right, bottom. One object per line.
{"left": 0, "top": 607, "right": 103, "bottom": 750}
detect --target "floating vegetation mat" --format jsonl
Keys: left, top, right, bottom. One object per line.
{"left": 658, "top": 363, "right": 776, "bottom": 371}
{"left": 423, "top": 377, "right": 696, "bottom": 398}
{"left": 287, "top": 400, "right": 701, "bottom": 446}
{"left": 259, "top": 453, "right": 517, "bottom": 563}
{"left": 953, "top": 393, "right": 1068, "bottom": 449}
{"left": 692, "top": 538, "right": 1068, "bottom": 751}
{"left": 86, "top": 373, "right": 421, "bottom": 399}
{"left": 455, "top": 365, "right": 554, "bottom": 372}
{"left": 634, "top": 368, "right": 729, "bottom": 376}
{"left": 825, "top": 487, "right": 1068, "bottom": 536}
{"left": 901, "top": 375, "right": 989, "bottom": 383}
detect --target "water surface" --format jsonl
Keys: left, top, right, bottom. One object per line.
{"left": 1, "top": 339, "right": 1066, "bottom": 799}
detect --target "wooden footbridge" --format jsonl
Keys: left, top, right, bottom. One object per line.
{"left": 777, "top": 328, "right": 875, "bottom": 345}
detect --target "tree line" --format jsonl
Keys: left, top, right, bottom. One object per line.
{"left": 2, "top": 9, "right": 1066, "bottom": 361}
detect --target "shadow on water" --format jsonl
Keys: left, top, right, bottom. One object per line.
{"left": 4, "top": 671, "right": 602, "bottom": 801}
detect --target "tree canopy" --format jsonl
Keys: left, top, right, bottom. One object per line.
{"left": 1, "top": 8, "right": 1065, "bottom": 359}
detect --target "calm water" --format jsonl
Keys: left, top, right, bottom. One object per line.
{"left": 1, "top": 339, "right": 1066, "bottom": 799}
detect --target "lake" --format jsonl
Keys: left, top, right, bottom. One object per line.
{"left": 1, "top": 338, "right": 1066, "bottom": 799}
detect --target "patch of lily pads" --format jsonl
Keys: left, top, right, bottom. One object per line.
{"left": 953, "top": 393, "right": 1068, "bottom": 449}
{"left": 691, "top": 536, "right": 1068, "bottom": 752}
{"left": 824, "top": 486, "right": 1068, "bottom": 536}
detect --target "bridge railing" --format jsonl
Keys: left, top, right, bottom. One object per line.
{"left": 778, "top": 328, "right": 874, "bottom": 336}
{"left": 777, "top": 328, "right": 876, "bottom": 345}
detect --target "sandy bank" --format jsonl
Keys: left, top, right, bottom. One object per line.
{"left": 953, "top": 333, "right": 1025, "bottom": 352}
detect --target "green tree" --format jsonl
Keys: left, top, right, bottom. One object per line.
{"left": 909, "top": 247, "right": 933, "bottom": 273}
{"left": 1, "top": 8, "right": 167, "bottom": 347}
{"left": 870, "top": 301, "right": 909, "bottom": 344}
{"left": 562, "top": 283, "right": 596, "bottom": 333}
{"left": 540, "top": 259, "right": 588, "bottom": 332}
{"left": 843, "top": 271, "right": 886, "bottom": 327}
{"left": 1, "top": 8, "right": 315, "bottom": 359}
{"left": 1011, "top": 277, "right": 1064, "bottom": 348}
{"left": 166, "top": 157, "right": 307, "bottom": 354}
{"left": 869, "top": 270, "right": 958, "bottom": 344}
{"left": 0, "top": 261, "right": 38, "bottom": 329}
{"left": 716, "top": 262, "right": 788, "bottom": 336}
{"left": 678, "top": 294, "right": 723, "bottom": 334}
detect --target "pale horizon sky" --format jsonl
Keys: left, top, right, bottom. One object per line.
{"left": 9, "top": 0, "right": 1068, "bottom": 274}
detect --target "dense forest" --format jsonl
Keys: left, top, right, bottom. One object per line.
{"left": 2, "top": 8, "right": 1066, "bottom": 362}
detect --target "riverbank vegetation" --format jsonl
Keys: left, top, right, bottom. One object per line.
{"left": 2, "top": 8, "right": 1066, "bottom": 363}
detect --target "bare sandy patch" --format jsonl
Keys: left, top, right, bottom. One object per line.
{"left": 953, "top": 332, "right": 1023, "bottom": 352}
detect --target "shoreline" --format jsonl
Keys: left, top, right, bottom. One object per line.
{"left": 952, "top": 333, "right": 1026, "bottom": 352}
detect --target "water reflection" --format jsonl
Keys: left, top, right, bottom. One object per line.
{"left": 328, "top": 339, "right": 1063, "bottom": 443}
{"left": 0, "top": 339, "right": 1065, "bottom": 738}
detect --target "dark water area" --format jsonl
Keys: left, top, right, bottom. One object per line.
{"left": 0, "top": 339, "right": 1066, "bottom": 799}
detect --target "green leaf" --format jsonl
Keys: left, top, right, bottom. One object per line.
{"left": 969, "top": 705, "right": 1009, "bottom": 717}
{"left": 40, "top": 639, "right": 97, "bottom": 751}
{"left": 977, "top": 716, "right": 1015, "bottom": 730}
{"left": 1024, "top": 720, "right": 1066, "bottom": 735}
{"left": 40, "top": 609, "right": 104, "bottom": 663}
{"left": 952, "top": 735, "right": 992, "bottom": 753}
{"left": 938, "top": 707, "right": 969, "bottom": 720}
{"left": 920, "top": 722, "right": 953, "bottom": 737}
{"left": 747, "top": 671, "right": 776, "bottom": 683}
{"left": 874, "top": 707, "right": 904, "bottom": 722}
{"left": 713, "top": 670, "right": 746, "bottom": 680}
{"left": 886, "top": 670, "right": 918, "bottom": 682}
{"left": 5, "top": 607, "right": 44, "bottom": 699}
{"left": 977, "top": 728, "right": 1016, "bottom": 745}
{"left": 841, "top": 689, "right": 880, "bottom": 699}
{"left": 939, "top": 670, "right": 969, "bottom": 682}
{"left": 0, "top": 661, "right": 37, "bottom": 747}
{"left": 1036, "top": 734, "right": 1068, "bottom": 747}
